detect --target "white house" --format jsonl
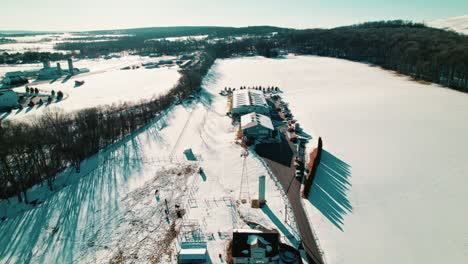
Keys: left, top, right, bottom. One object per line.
{"left": 240, "top": 112, "right": 274, "bottom": 140}
{"left": 231, "top": 229, "right": 280, "bottom": 264}
{"left": 0, "top": 90, "right": 19, "bottom": 110}
{"left": 232, "top": 89, "right": 269, "bottom": 115}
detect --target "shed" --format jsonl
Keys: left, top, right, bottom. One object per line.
{"left": 178, "top": 242, "right": 208, "bottom": 264}
{"left": 2, "top": 76, "right": 28, "bottom": 86}
{"left": 232, "top": 229, "right": 280, "bottom": 264}
{"left": 0, "top": 90, "right": 19, "bottom": 110}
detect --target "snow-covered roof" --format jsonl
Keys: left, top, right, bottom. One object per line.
{"left": 179, "top": 248, "right": 207, "bottom": 255}
{"left": 233, "top": 89, "right": 267, "bottom": 109}
{"left": 232, "top": 230, "right": 279, "bottom": 258}
{"left": 233, "top": 229, "right": 263, "bottom": 234}
{"left": 241, "top": 112, "right": 274, "bottom": 131}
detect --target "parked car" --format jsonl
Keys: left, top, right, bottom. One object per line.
{"left": 295, "top": 169, "right": 303, "bottom": 179}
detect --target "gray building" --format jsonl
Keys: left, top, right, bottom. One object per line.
{"left": 240, "top": 112, "right": 274, "bottom": 140}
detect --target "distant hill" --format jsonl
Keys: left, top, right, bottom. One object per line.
{"left": 427, "top": 15, "right": 468, "bottom": 35}
{"left": 0, "top": 31, "right": 59, "bottom": 37}
{"left": 84, "top": 26, "right": 291, "bottom": 38}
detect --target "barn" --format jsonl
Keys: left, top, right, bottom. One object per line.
{"left": 232, "top": 89, "right": 269, "bottom": 116}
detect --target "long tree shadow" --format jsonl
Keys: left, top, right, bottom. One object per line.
{"left": 0, "top": 111, "right": 11, "bottom": 121}
{"left": 307, "top": 150, "right": 352, "bottom": 231}
{"left": 0, "top": 106, "right": 178, "bottom": 263}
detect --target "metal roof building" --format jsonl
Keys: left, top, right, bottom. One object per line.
{"left": 232, "top": 89, "right": 269, "bottom": 115}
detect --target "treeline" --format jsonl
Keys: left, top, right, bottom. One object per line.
{"left": 54, "top": 26, "right": 287, "bottom": 57}
{"left": 0, "top": 51, "right": 74, "bottom": 64}
{"left": 207, "top": 20, "right": 468, "bottom": 92}
{"left": 85, "top": 25, "right": 288, "bottom": 39}
{"left": 282, "top": 20, "right": 468, "bottom": 92}
{"left": 0, "top": 52, "right": 215, "bottom": 202}
{"left": 55, "top": 37, "right": 205, "bottom": 57}
{"left": 0, "top": 38, "right": 15, "bottom": 44}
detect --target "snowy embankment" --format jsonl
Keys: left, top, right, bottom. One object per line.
{"left": 0, "top": 59, "right": 294, "bottom": 263}
{"left": 200, "top": 55, "right": 468, "bottom": 264}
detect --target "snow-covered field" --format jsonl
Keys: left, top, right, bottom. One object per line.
{"left": 0, "top": 58, "right": 295, "bottom": 263}
{"left": 1, "top": 56, "right": 180, "bottom": 121}
{"left": 0, "top": 33, "right": 127, "bottom": 53}
{"left": 205, "top": 55, "right": 468, "bottom": 264}
{"left": 428, "top": 15, "right": 468, "bottom": 34}
{"left": 2, "top": 54, "right": 467, "bottom": 264}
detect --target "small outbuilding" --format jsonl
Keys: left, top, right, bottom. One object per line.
{"left": 231, "top": 229, "right": 280, "bottom": 264}
{"left": 178, "top": 242, "right": 208, "bottom": 264}
{"left": 2, "top": 75, "right": 28, "bottom": 86}
{"left": 0, "top": 90, "right": 19, "bottom": 110}
{"left": 240, "top": 112, "right": 274, "bottom": 141}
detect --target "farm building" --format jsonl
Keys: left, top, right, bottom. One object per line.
{"left": 240, "top": 112, "right": 274, "bottom": 140}
{"left": 2, "top": 75, "right": 28, "bottom": 86}
{"left": 0, "top": 90, "right": 19, "bottom": 110}
{"left": 232, "top": 89, "right": 269, "bottom": 115}
{"left": 231, "top": 229, "right": 280, "bottom": 264}
{"left": 37, "top": 63, "right": 64, "bottom": 80}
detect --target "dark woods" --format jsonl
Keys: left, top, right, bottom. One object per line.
{"left": 0, "top": 52, "right": 215, "bottom": 202}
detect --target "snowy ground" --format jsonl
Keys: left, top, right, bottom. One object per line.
{"left": 0, "top": 58, "right": 295, "bottom": 263}
{"left": 428, "top": 15, "right": 468, "bottom": 34}
{"left": 0, "top": 33, "right": 127, "bottom": 53}
{"left": 1, "top": 55, "right": 180, "bottom": 121}
{"left": 3, "top": 54, "right": 467, "bottom": 264}
{"left": 204, "top": 55, "right": 468, "bottom": 264}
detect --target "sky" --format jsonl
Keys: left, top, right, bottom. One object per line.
{"left": 0, "top": 0, "right": 467, "bottom": 31}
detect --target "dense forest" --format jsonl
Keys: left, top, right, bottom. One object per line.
{"left": 0, "top": 51, "right": 215, "bottom": 202}
{"left": 0, "top": 51, "right": 73, "bottom": 64}
{"left": 85, "top": 25, "right": 288, "bottom": 38}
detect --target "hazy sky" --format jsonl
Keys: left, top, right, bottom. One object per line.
{"left": 1, "top": 0, "right": 467, "bottom": 31}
